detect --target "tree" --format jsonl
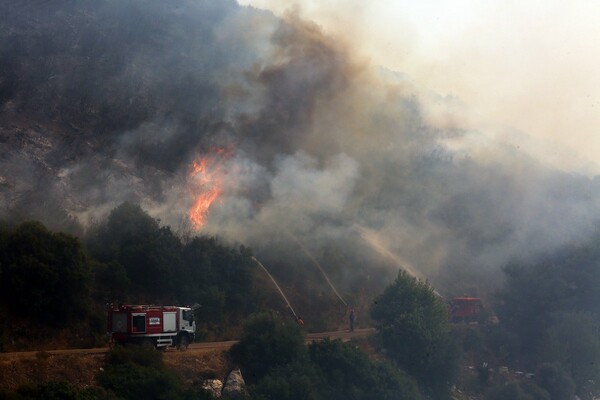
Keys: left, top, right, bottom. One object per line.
{"left": 87, "top": 202, "right": 160, "bottom": 261}
{"left": 495, "top": 237, "right": 600, "bottom": 391}
{"left": 0, "top": 221, "right": 92, "bottom": 326}
{"left": 86, "top": 202, "right": 182, "bottom": 300}
{"left": 537, "top": 313, "right": 600, "bottom": 392}
{"left": 370, "top": 270, "right": 459, "bottom": 397}
{"left": 86, "top": 202, "right": 260, "bottom": 332}
{"left": 181, "top": 237, "right": 257, "bottom": 320}
{"left": 308, "top": 339, "right": 422, "bottom": 400}
{"left": 232, "top": 315, "right": 423, "bottom": 400}
{"left": 496, "top": 262, "right": 572, "bottom": 357}
{"left": 535, "top": 362, "right": 575, "bottom": 400}
{"left": 91, "top": 260, "right": 130, "bottom": 302}
{"left": 229, "top": 312, "right": 307, "bottom": 383}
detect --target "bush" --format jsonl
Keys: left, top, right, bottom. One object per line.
{"left": 14, "top": 381, "right": 107, "bottom": 400}
{"left": 309, "top": 339, "right": 422, "bottom": 400}
{"left": 97, "top": 346, "right": 184, "bottom": 400}
{"left": 486, "top": 382, "right": 549, "bottom": 400}
{"left": 230, "top": 312, "right": 307, "bottom": 383}
{"left": 535, "top": 362, "right": 575, "bottom": 400}
{"left": 251, "top": 360, "right": 323, "bottom": 400}
{"left": 231, "top": 315, "right": 422, "bottom": 400}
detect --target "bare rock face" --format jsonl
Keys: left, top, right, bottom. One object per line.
{"left": 201, "top": 379, "right": 223, "bottom": 398}
{"left": 222, "top": 369, "right": 247, "bottom": 399}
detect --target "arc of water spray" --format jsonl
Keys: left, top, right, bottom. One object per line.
{"left": 354, "top": 225, "right": 442, "bottom": 298}
{"left": 251, "top": 256, "right": 300, "bottom": 320}
{"left": 285, "top": 231, "right": 348, "bottom": 307}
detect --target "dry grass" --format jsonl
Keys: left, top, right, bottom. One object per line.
{"left": 163, "top": 349, "right": 231, "bottom": 388}
{"left": 0, "top": 348, "right": 231, "bottom": 391}
{"left": 0, "top": 353, "right": 104, "bottom": 390}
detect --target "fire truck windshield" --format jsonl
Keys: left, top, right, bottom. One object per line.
{"left": 182, "top": 310, "right": 194, "bottom": 322}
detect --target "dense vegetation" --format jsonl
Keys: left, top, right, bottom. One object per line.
{"left": 86, "top": 202, "right": 261, "bottom": 339}
{"left": 97, "top": 346, "right": 215, "bottom": 400}
{"left": 371, "top": 271, "right": 460, "bottom": 399}
{"left": 230, "top": 312, "right": 422, "bottom": 400}
{"left": 0, "top": 202, "right": 261, "bottom": 346}
{"left": 2, "top": 0, "right": 600, "bottom": 398}
{"left": 3, "top": 204, "right": 600, "bottom": 399}
{"left": 0, "top": 221, "right": 92, "bottom": 327}
{"left": 479, "top": 231, "right": 600, "bottom": 399}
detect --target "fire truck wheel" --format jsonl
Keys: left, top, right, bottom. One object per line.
{"left": 177, "top": 334, "right": 189, "bottom": 351}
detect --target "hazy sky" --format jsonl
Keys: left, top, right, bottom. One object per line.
{"left": 238, "top": 0, "right": 600, "bottom": 173}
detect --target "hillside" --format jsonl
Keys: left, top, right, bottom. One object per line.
{"left": 3, "top": 0, "right": 600, "bottom": 299}
{"left": 3, "top": 1, "right": 600, "bottom": 399}
{"left": 0, "top": 349, "right": 229, "bottom": 392}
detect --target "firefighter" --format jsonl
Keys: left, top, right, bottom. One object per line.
{"left": 348, "top": 308, "right": 356, "bottom": 332}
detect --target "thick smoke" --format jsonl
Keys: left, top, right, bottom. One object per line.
{"left": 1, "top": 0, "right": 600, "bottom": 297}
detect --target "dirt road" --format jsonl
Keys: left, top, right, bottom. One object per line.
{"left": 0, "top": 328, "right": 376, "bottom": 359}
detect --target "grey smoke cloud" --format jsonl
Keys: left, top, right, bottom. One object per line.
{"left": 202, "top": 152, "right": 359, "bottom": 243}
{"left": 1, "top": 0, "right": 600, "bottom": 297}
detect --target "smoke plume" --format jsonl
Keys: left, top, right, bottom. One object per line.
{"left": 1, "top": 0, "right": 600, "bottom": 297}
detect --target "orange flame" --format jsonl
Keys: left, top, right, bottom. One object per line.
{"left": 188, "top": 147, "right": 234, "bottom": 230}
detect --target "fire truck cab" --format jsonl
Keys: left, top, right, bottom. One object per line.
{"left": 107, "top": 304, "right": 196, "bottom": 350}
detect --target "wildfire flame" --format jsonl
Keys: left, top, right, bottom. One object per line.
{"left": 188, "top": 147, "right": 233, "bottom": 230}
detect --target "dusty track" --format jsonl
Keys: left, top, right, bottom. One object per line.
{"left": 0, "top": 328, "right": 376, "bottom": 359}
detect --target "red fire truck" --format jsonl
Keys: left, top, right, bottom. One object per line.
{"left": 449, "top": 297, "right": 483, "bottom": 323}
{"left": 107, "top": 304, "right": 196, "bottom": 350}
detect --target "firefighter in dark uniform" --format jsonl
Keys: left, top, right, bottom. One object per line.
{"left": 349, "top": 308, "right": 356, "bottom": 332}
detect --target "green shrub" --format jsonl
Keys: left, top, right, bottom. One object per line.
{"left": 486, "top": 382, "right": 549, "bottom": 400}
{"left": 309, "top": 339, "right": 422, "bottom": 400}
{"left": 251, "top": 360, "right": 323, "bottom": 400}
{"left": 535, "top": 362, "right": 575, "bottom": 400}
{"left": 231, "top": 315, "right": 422, "bottom": 400}
{"left": 104, "top": 345, "right": 164, "bottom": 369}
{"left": 230, "top": 312, "right": 306, "bottom": 383}
{"left": 98, "top": 346, "right": 183, "bottom": 400}
{"left": 16, "top": 381, "right": 91, "bottom": 400}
